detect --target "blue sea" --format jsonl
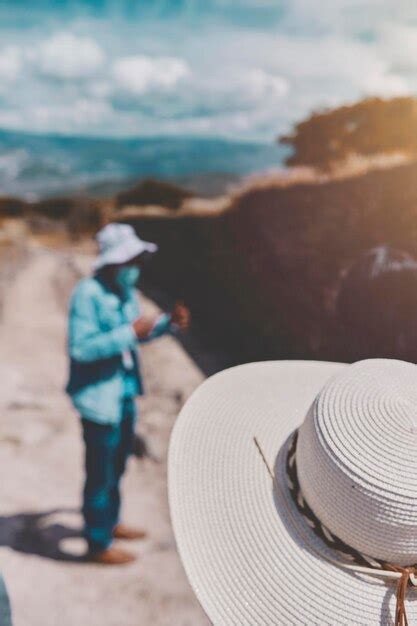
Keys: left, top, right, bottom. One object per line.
{"left": 0, "top": 0, "right": 415, "bottom": 197}
{"left": 0, "top": 130, "right": 287, "bottom": 197}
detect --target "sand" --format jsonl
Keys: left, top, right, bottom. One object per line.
{"left": 0, "top": 240, "right": 209, "bottom": 626}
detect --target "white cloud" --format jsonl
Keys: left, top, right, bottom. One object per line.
{"left": 378, "top": 24, "right": 417, "bottom": 73}
{"left": 0, "top": 46, "right": 22, "bottom": 82}
{"left": 282, "top": 0, "right": 401, "bottom": 34}
{"left": 246, "top": 70, "right": 289, "bottom": 100}
{"left": 112, "top": 55, "right": 190, "bottom": 96}
{"left": 0, "top": 108, "right": 23, "bottom": 129}
{"left": 225, "top": 31, "right": 409, "bottom": 103}
{"left": 0, "top": 3, "right": 416, "bottom": 139}
{"left": 35, "top": 32, "right": 105, "bottom": 80}
{"left": 362, "top": 72, "right": 409, "bottom": 97}
{"left": 88, "top": 80, "right": 112, "bottom": 99}
{"left": 29, "top": 98, "right": 112, "bottom": 132}
{"left": 215, "top": 0, "right": 278, "bottom": 6}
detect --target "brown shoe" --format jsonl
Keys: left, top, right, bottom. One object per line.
{"left": 113, "top": 523, "right": 147, "bottom": 541}
{"left": 89, "top": 546, "right": 137, "bottom": 565}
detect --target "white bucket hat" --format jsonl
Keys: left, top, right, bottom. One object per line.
{"left": 169, "top": 359, "right": 417, "bottom": 625}
{"left": 92, "top": 222, "right": 158, "bottom": 271}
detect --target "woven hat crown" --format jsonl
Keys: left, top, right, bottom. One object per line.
{"left": 96, "top": 223, "right": 136, "bottom": 253}
{"left": 296, "top": 359, "right": 417, "bottom": 566}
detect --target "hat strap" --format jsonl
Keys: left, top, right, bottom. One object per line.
{"left": 254, "top": 435, "right": 417, "bottom": 626}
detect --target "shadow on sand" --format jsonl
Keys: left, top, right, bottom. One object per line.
{"left": 0, "top": 441, "right": 157, "bottom": 563}
{"left": 0, "top": 508, "right": 85, "bottom": 562}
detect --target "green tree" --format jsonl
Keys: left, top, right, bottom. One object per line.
{"left": 280, "top": 97, "right": 417, "bottom": 170}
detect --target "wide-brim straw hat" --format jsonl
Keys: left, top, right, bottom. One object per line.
{"left": 92, "top": 222, "right": 157, "bottom": 271}
{"left": 169, "top": 359, "right": 417, "bottom": 625}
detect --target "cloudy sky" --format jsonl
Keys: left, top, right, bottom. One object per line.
{"left": 0, "top": 0, "right": 416, "bottom": 140}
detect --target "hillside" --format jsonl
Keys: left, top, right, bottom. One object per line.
{"left": 2, "top": 144, "right": 417, "bottom": 367}
{"left": 121, "top": 157, "right": 417, "bottom": 364}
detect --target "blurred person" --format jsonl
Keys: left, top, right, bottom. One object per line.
{"left": 336, "top": 245, "right": 417, "bottom": 361}
{"left": 66, "top": 223, "right": 190, "bottom": 565}
{"left": 0, "top": 576, "right": 12, "bottom": 626}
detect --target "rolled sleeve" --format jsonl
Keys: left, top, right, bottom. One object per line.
{"left": 139, "top": 313, "right": 173, "bottom": 343}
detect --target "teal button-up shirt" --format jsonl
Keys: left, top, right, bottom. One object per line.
{"left": 66, "top": 275, "right": 171, "bottom": 425}
{"left": 0, "top": 575, "right": 12, "bottom": 626}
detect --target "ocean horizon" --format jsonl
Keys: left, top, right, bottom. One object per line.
{"left": 0, "top": 129, "right": 287, "bottom": 198}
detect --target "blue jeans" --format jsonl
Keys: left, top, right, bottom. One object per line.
{"left": 81, "top": 398, "right": 136, "bottom": 553}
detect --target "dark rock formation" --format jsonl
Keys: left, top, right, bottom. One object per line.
{"left": 125, "top": 159, "right": 417, "bottom": 364}
{"left": 115, "top": 178, "right": 193, "bottom": 210}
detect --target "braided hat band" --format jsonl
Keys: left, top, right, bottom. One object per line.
{"left": 286, "top": 431, "right": 387, "bottom": 570}
{"left": 283, "top": 430, "right": 417, "bottom": 626}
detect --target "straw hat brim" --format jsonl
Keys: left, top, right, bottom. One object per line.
{"left": 92, "top": 238, "right": 157, "bottom": 271}
{"left": 169, "top": 360, "right": 417, "bottom": 625}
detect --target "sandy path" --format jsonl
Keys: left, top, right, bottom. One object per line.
{"left": 0, "top": 244, "right": 208, "bottom": 626}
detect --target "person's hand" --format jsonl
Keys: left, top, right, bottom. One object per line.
{"left": 132, "top": 315, "right": 158, "bottom": 339}
{"left": 171, "top": 301, "right": 191, "bottom": 331}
